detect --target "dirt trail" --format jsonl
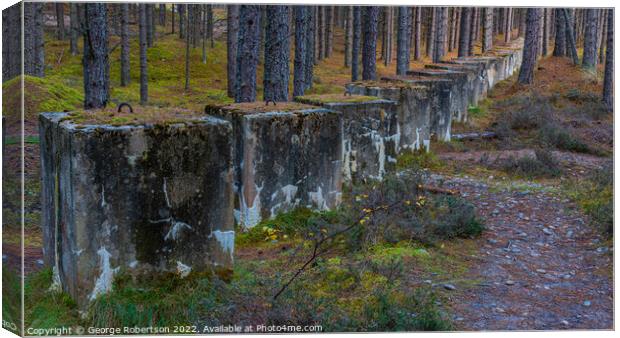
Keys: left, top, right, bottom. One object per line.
{"left": 431, "top": 152, "right": 613, "bottom": 330}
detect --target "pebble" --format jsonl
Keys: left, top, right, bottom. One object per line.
{"left": 424, "top": 280, "right": 432, "bottom": 284}
{"left": 487, "top": 238, "right": 498, "bottom": 244}
{"left": 561, "top": 320, "right": 569, "bottom": 326}
{"left": 536, "top": 269, "right": 547, "bottom": 274}
{"left": 505, "top": 280, "right": 515, "bottom": 285}
{"left": 543, "top": 228, "right": 553, "bottom": 235}
{"left": 443, "top": 284, "right": 457, "bottom": 291}
{"left": 583, "top": 300, "right": 591, "bottom": 307}
{"left": 596, "top": 247, "right": 609, "bottom": 253}
{"left": 36, "top": 259, "right": 44, "bottom": 265}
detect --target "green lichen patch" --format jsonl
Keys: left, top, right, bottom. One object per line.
{"left": 60, "top": 106, "right": 202, "bottom": 126}
{"left": 295, "top": 94, "right": 382, "bottom": 105}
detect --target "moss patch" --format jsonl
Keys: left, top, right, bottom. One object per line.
{"left": 295, "top": 94, "right": 382, "bottom": 105}
{"left": 60, "top": 106, "right": 201, "bottom": 126}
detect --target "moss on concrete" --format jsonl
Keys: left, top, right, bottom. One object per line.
{"left": 295, "top": 94, "right": 382, "bottom": 105}
{"left": 59, "top": 106, "right": 201, "bottom": 126}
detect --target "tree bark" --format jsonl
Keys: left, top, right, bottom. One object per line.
{"left": 139, "top": 4, "right": 148, "bottom": 104}
{"left": 235, "top": 5, "right": 260, "bottom": 102}
{"left": 599, "top": 9, "right": 607, "bottom": 65}
{"left": 159, "top": 4, "right": 166, "bottom": 26}
{"left": 413, "top": 7, "right": 421, "bottom": 61}
{"left": 482, "top": 7, "right": 493, "bottom": 53}
{"left": 396, "top": 7, "right": 411, "bottom": 75}
{"left": 263, "top": 6, "right": 290, "bottom": 102}
{"left": 56, "top": 3, "right": 65, "bottom": 40}
{"left": 504, "top": 8, "right": 512, "bottom": 43}
{"left": 351, "top": 6, "right": 361, "bottom": 81}
{"left": 518, "top": 8, "right": 542, "bottom": 85}
{"left": 563, "top": 9, "right": 580, "bottom": 65}
{"left": 426, "top": 7, "right": 436, "bottom": 57}
{"left": 2, "top": 3, "right": 21, "bottom": 81}
{"left": 468, "top": 7, "right": 477, "bottom": 55}
{"left": 172, "top": 3, "right": 175, "bottom": 34}
{"left": 541, "top": 9, "right": 549, "bottom": 56}
{"left": 24, "top": 2, "right": 45, "bottom": 77}
{"left": 179, "top": 4, "right": 185, "bottom": 39}
{"left": 70, "top": 4, "right": 79, "bottom": 55}
{"left": 146, "top": 4, "right": 154, "bottom": 47}
{"left": 207, "top": 5, "right": 214, "bottom": 48}
{"left": 362, "top": 7, "right": 379, "bottom": 80}
{"left": 227, "top": 5, "right": 239, "bottom": 98}
{"left": 553, "top": 8, "right": 566, "bottom": 57}
{"left": 305, "top": 8, "right": 315, "bottom": 90}
{"left": 120, "top": 4, "right": 130, "bottom": 87}
{"left": 582, "top": 8, "right": 599, "bottom": 71}
{"left": 83, "top": 3, "right": 109, "bottom": 109}
{"left": 458, "top": 7, "right": 471, "bottom": 57}
{"left": 602, "top": 9, "right": 613, "bottom": 109}
{"left": 433, "top": 7, "right": 447, "bottom": 63}
{"left": 294, "top": 6, "right": 310, "bottom": 97}
{"left": 344, "top": 6, "right": 353, "bottom": 67}
{"left": 184, "top": 5, "right": 190, "bottom": 91}
{"left": 326, "top": 6, "right": 334, "bottom": 57}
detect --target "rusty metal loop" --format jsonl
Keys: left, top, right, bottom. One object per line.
{"left": 117, "top": 102, "right": 134, "bottom": 113}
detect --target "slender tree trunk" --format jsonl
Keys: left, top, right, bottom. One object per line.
{"left": 263, "top": 6, "right": 290, "bottom": 102}
{"left": 2, "top": 3, "right": 21, "bottom": 81}
{"left": 362, "top": 7, "right": 379, "bottom": 80}
{"left": 326, "top": 6, "right": 334, "bottom": 57}
{"left": 159, "top": 4, "right": 165, "bottom": 25}
{"left": 70, "top": 3, "right": 78, "bottom": 55}
{"left": 139, "top": 4, "right": 148, "bottom": 104}
{"left": 541, "top": 9, "right": 549, "bottom": 56}
{"left": 563, "top": 9, "right": 580, "bottom": 65}
{"left": 482, "top": 7, "right": 493, "bottom": 53}
{"left": 344, "top": 6, "right": 353, "bottom": 67}
{"left": 582, "top": 8, "right": 599, "bottom": 71}
{"left": 305, "top": 8, "right": 315, "bottom": 90}
{"left": 172, "top": 3, "right": 175, "bottom": 33}
{"left": 146, "top": 4, "right": 154, "bottom": 47}
{"left": 433, "top": 7, "right": 447, "bottom": 63}
{"left": 518, "top": 8, "right": 542, "bottom": 85}
{"left": 504, "top": 8, "right": 512, "bottom": 43}
{"left": 184, "top": 5, "right": 190, "bottom": 91}
{"left": 413, "top": 7, "right": 421, "bottom": 61}
{"left": 235, "top": 5, "right": 260, "bottom": 102}
{"left": 207, "top": 5, "right": 214, "bottom": 48}
{"left": 294, "top": 6, "right": 310, "bottom": 96}
{"left": 426, "top": 7, "right": 436, "bottom": 57}
{"left": 83, "top": 3, "right": 109, "bottom": 109}
{"left": 120, "top": 4, "right": 130, "bottom": 87}
{"left": 553, "top": 8, "right": 566, "bottom": 57}
{"left": 351, "top": 6, "right": 361, "bottom": 81}
{"left": 179, "top": 4, "right": 185, "bottom": 39}
{"left": 24, "top": 2, "right": 45, "bottom": 77}
{"left": 458, "top": 7, "right": 471, "bottom": 57}
{"left": 56, "top": 3, "right": 65, "bottom": 40}
{"left": 449, "top": 8, "right": 458, "bottom": 52}
{"left": 599, "top": 9, "right": 607, "bottom": 64}
{"left": 468, "top": 7, "right": 477, "bottom": 55}
{"left": 227, "top": 5, "right": 240, "bottom": 98}
{"left": 602, "top": 9, "right": 613, "bottom": 109}
{"left": 396, "top": 7, "right": 411, "bottom": 75}
{"left": 202, "top": 5, "right": 207, "bottom": 64}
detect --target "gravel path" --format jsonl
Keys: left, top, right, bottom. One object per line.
{"left": 428, "top": 160, "right": 613, "bottom": 330}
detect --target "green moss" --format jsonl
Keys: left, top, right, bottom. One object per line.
{"left": 396, "top": 150, "right": 444, "bottom": 170}
{"left": 296, "top": 94, "right": 382, "bottom": 105}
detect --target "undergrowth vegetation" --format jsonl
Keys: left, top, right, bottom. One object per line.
{"left": 565, "top": 163, "right": 613, "bottom": 236}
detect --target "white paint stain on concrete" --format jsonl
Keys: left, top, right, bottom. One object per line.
{"left": 270, "top": 184, "right": 299, "bottom": 218}
{"left": 239, "top": 183, "right": 263, "bottom": 228}
{"left": 176, "top": 261, "right": 192, "bottom": 278}
{"left": 211, "top": 230, "right": 235, "bottom": 260}
{"left": 164, "top": 221, "right": 193, "bottom": 241}
{"left": 89, "top": 247, "right": 119, "bottom": 301}
{"left": 48, "top": 265, "right": 62, "bottom": 292}
{"left": 309, "top": 186, "right": 328, "bottom": 210}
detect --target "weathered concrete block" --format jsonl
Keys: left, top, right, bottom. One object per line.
{"left": 295, "top": 94, "right": 399, "bottom": 181}
{"left": 207, "top": 103, "right": 343, "bottom": 228}
{"left": 381, "top": 76, "right": 452, "bottom": 142}
{"left": 451, "top": 56, "right": 505, "bottom": 88}
{"left": 346, "top": 81, "right": 432, "bottom": 152}
{"left": 406, "top": 68, "right": 469, "bottom": 123}
{"left": 425, "top": 62, "right": 487, "bottom": 107}
{"left": 39, "top": 111, "right": 235, "bottom": 308}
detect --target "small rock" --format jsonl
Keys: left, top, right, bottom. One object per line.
{"left": 596, "top": 247, "right": 609, "bottom": 253}
{"left": 505, "top": 280, "right": 515, "bottom": 286}
{"left": 492, "top": 209, "right": 500, "bottom": 215}
{"left": 36, "top": 259, "right": 44, "bottom": 265}
{"left": 536, "top": 269, "right": 547, "bottom": 274}
{"left": 495, "top": 307, "right": 505, "bottom": 313}
{"left": 542, "top": 228, "right": 553, "bottom": 235}
{"left": 443, "top": 283, "right": 457, "bottom": 291}
{"left": 583, "top": 300, "right": 591, "bottom": 307}
{"left": 561, "top": 320, "right": 569, "bottom": 326}
{"left": 424, "top": 279, "right": 432, "bottom": 284}
{"left": 487, "top": 238, "right": 498, "bottom": 244}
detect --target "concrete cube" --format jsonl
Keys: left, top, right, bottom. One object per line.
{"left": 346, "top": 81, "right": 432, "bottom": 152}
{"left": 295, "top": 94, "right": 399, "bottom": 181}
{"left": 39, "top": 111, "right": 235, "bottom": 309}
{"left": 406, "top": 69, "right": 469, "bottom": 123}
{"left": 207, "top": 103, "right": 343, "bottom": 229}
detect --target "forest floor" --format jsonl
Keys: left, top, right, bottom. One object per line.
{"left": 2, "top": 10, "right": 614, "bottom": 332}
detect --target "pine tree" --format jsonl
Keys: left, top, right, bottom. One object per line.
{"left": 139, "top": 4, "right": 148, "bottom": 104}
{"left": 351, "top": 6, "right": 361, "bottom": 81}
{"left": 602, "top": 9, "right": 613, "bottom": 110}
{"left": 263, "top": 5, "right": 290, "bottom": 102}
{"left": 83, "top": 3, "right": 109, "bottom": 108}
{"left": 362, "top": 6, "right": 379, "bottom": 80}
{"left": 582, "top": 8, "right": 599, "bottom": 71}
{"left": 120, "top": 4, "right": 130, "bottom": 86}
{"left": 396, "top": 6, "right": 411, "bottom": 75}
{"left": 235, "top": 5, "right": 261, "bottom": 102}
{"left": 518, "top": 8, "right": 542, "bottom": 85}
{"left": 227, "top": 5, "right": 240, "bottom": 98}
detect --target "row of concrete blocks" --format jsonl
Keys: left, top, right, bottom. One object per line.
{"left": 39, "top": 40, "right": 523, "bottom": 308}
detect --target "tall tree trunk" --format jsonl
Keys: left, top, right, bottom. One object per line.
{"left": 139, "top": 4, "right": 148, "bottom": 104}
{"left": 362, "top": 7, "right": 379, "bottom": 80}
{"left": 202, "top": 5, "right": 207, "bottom": 64}
{"left": 553, "top": 8, "right": 566, "bottom": 57}
{"left": 344, "top": 6, "right": 353, "bottom": 67}
{"left": 518, "top": 8, "right": 527, "bottom": 37}
{"left": 2, "top": 3, "right": 21, "bottom": 81}
{"left": 351, "top": 6, "right": 361, "bottom": 81}
{"left": 563, "top": 9, "right": 580, "bottom": 65}
{"left": 449, "top": 8, "right": 458, "bottom": 52}
{"left": 458, "top": 7, "right": 471, "bottom": 57}
{"left": 396, "top": 7, "right": 411, "bottom": 75}
{"left": 263, "top": 6, "right": 290, "bottom": 102}
{"left": 383, "top": 7, "right": 393, "bottom": 66}
{"left": 227, "top": 5, "right": 240, "bottom": 98}
{"left": 426, "top": 7, "right": 436, "bottom": 57}
{"left": 294, "top": 6, "right": 310, "bottom": 97}
{"left": 235, "top": 5, "right": 260, "bottom": 102}
{"left": 70, "top": 3, "right": 79, "bottom": 55}
{"left": 159, "top": 4, "right": 165, "bottom": 25}
{"left": 207, "top": 5, "right": 214, "bottom": 48}
{"left": 120, "top": 4, "right": 130, "bottom": 87}
{"left": 468, "top": 7, "right": 477, "bottom": 55}
{"left": 582, "top": 8, "right": 599, "bottom": 71}
{"left": 171, "top": 3, "right": 175, "bottom": 33}
{"left": 482, "top": 7, "right": 493, "bottom": 53}
{"left": 599, "top": 9, "right": 607, "bottom": 65}
{"left": 326, "top": 6, "right": 334, "bottom": 57}
{"left": 56, "top": 3, "right": 65, "bottom": 40}
{"left": 83, "top": 3, "right": 109, "bottom": 109}
{"left": 518, "top": 8, "right": 542, "bottom": 85}
{"left": 146, "top": 4, "right": 154, "bottom": 47}
{"left": 179, "top": 4, "right": 185, "bottom": 39}
{"left": 24, "top": 2, "right": 45, "bottom": 77}
{"left": 413, "top": 7, "right": 421, "bottom": 61}
{"left": 504, "top": 8, "right": 512, "bottom": 43}
{"left": 542, "top": 9, "right": 549, "bottom": 56}
{"left": 184, "top": 5, "right": 190, "bottom": 91}
{"left": 602, "top": 9, "right": 613, "bottom": 109}
{"left": 305, "top": 8, "right": 315, "bottom": 90}
{"left": 433, "top": 7, "right": 447, "bottom": 63}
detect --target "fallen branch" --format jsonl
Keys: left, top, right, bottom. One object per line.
{"left": 451, "top": 131, "right": 497, "bottom": 141}
{"left": 417, "top": 184, "right": 457, "bottom": 195}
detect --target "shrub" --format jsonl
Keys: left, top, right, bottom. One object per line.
{"left": 539, "top": 124, "right": 591, "bottom": 153}
{"left": 566, "top": 163, "right": 613, "bottom": 235}
{"left": 502, "top": 148, "right": 561, "bottom": 179}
